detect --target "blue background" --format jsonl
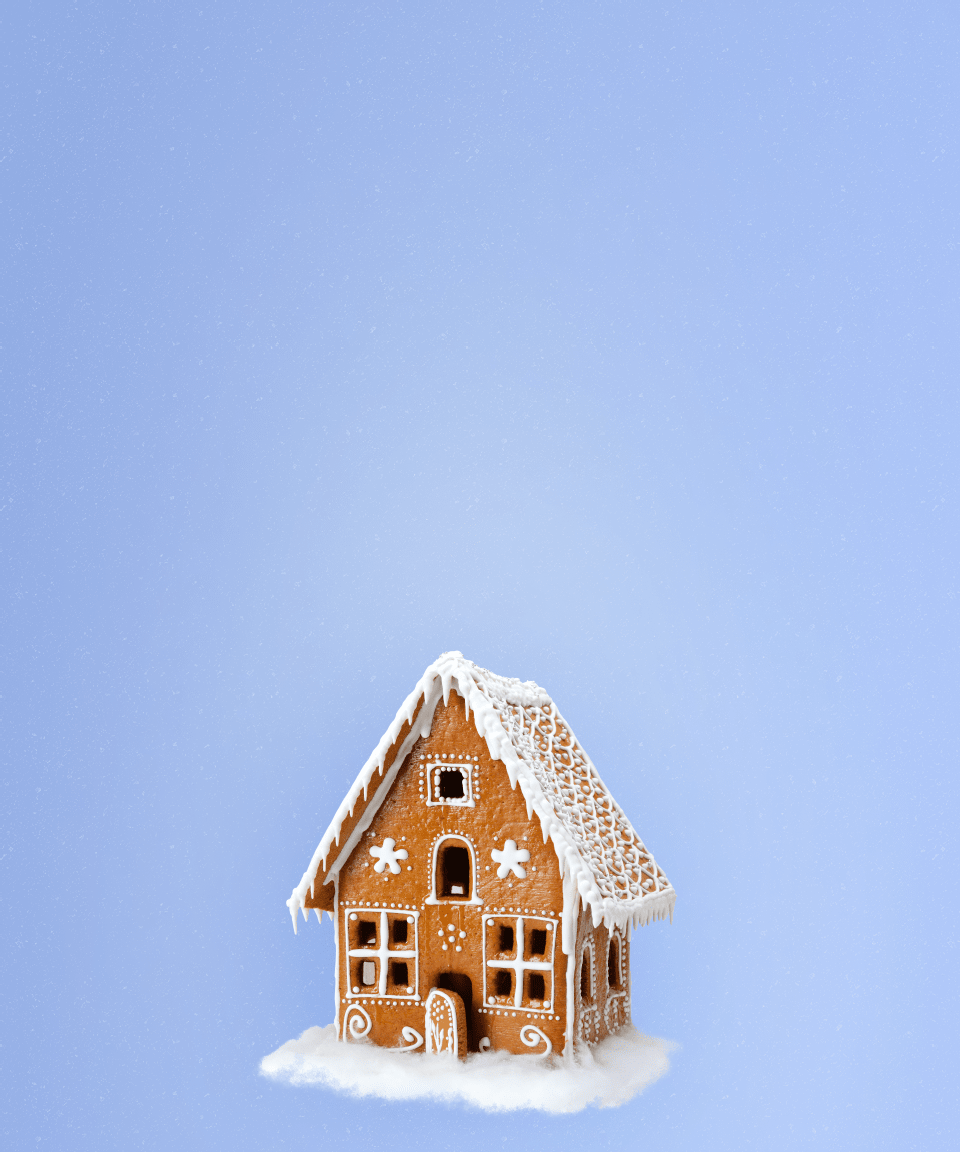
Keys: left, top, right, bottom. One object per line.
{"left": 3, "top": 2, "right": 958, "bottom": 1148}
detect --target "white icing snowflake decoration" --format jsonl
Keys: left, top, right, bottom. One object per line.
{"left": 369, "top": 837, "right": 408, "bottom": 874}
{"left": 490, "top": 839, "right": 529, "bottom": 879}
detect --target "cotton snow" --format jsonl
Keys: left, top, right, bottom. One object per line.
{"left": 260, "top": 1025, "right": 674, "bottom": 1113}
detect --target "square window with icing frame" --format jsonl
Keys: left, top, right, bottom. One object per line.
{"left": 482, "top": 915, "right": 556, "bottom": 1012}
{"left": 344, "top": 907, "right": 419, "bottom": 999}
{"left": 425, "top": 760, "right": 476, "bottom": 807}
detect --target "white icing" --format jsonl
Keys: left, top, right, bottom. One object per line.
{"left": 369, "top": 837, "right": 409, "bottom": 874}
{"left": 288, "top": 652, "right": 675, "bottom": 939}
{"left": 332, "top": 874, "right": 341, "bottom": 1033}
{"left": 604, "top": 990, "right": 629, "bottom": 1035}
{"left": 398, "top": 1026, "right": 424, "bottom": 1051}
{"left": 491, "top": 839, "right": 530, "bottom": 879}
{"left": 561, "top": 856, "right": 579, "bottom": 1058}
{"left": 343, "top": 1003, "right": 371, "bottom": 1041}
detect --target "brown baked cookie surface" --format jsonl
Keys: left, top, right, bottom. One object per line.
{"left": 288, "top": 653, "right": 675, "bottom": 1059}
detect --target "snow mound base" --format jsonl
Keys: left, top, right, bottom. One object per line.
{"left": 260, "top": 1024, "right": 674, "bottom": 1113}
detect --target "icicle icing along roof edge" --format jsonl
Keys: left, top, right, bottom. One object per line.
{"left": 287, "top": 652, "right": 675, "bottom": 934}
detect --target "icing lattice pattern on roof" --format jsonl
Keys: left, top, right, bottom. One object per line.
{"left": 473, "top": 673, "right": 671, "bottom": 909}
{"left": 288, "top": 652, "right": 675, "bottom": 935}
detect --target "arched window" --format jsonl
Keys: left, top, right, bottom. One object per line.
{"left": 439, "top": 843, "right": 471, "bottom": 898}
{"left": 426, "top": 835, "right": 481, "bottom": 904}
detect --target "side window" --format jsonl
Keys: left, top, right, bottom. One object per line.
{"left": 607, "top": 937, "right": 621, "bottom": 990}
{"left": 580, "top": 949, "right": 593, "bottom": 1002}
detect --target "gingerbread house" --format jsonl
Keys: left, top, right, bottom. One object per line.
{"left": 287, "top": 652, "right": 675, "bottom": 1059}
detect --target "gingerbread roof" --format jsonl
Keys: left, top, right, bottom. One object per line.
{"left": 288, "top": 652, "right": 676, "bottom": 935}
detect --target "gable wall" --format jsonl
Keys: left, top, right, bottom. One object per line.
{"left": 303, "top": 694, "right": 425, "bottom": 914}
{"left": 336, "top": 689, "right": 568, "bottom": 1055}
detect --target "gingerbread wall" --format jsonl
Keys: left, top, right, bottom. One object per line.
{"left": 302, "top": 693, "right": 426, "bottom": 917}
{"left": 572, "top": 912, "right": 632, "bottom": 1046}
{"left": 331, "top": 689, "right": 571, "bottom": 1056}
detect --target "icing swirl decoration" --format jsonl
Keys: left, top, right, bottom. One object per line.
{"left": 343, "top": 1004, "right": 372, "bottom": 1041}
{"left": 519, "top": 1024, "right": 552, "bottom": 1056}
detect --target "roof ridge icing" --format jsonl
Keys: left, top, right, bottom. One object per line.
{"left": 288, "top": 652, "right": 675, "bottom": 935}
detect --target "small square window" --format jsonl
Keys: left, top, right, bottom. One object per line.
{"left": 361, "top": 960, "right": 376, "bottom": 986}
{"left": 438, "top": 769, "right": 465, "bottom": 798}
{"left": 495, "top": 970, "right": 512, "bottom": 997}
{"left": 426, "top": 761, "right": 474, "bottom": 807}
{"left": 358, "top": 920, "right": 376, "bottom": 946}
{"left": 391, "top": 961, "right": 409, "bottom": 986}
{"left": 498, "top": 925, "right": 514, "bottom": 953}
{"left": 528, "top": 972, "right": 546, "bottom": 1000}
{"left": 529, "top": 928, "right": 547, "bottom": 956}
{"left": 392, "top": 919, "right": 408, "bottom": 944}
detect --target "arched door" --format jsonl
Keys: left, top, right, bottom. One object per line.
{"left": 424, "top": 987, "right": 467, "bottom": 1057}
{"left": 436, "top": 971, "right": 477, "bottom": 1051}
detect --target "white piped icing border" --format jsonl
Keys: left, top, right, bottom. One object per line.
{"left": 288, "top": 652, "right": 676, "bottom": 941}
